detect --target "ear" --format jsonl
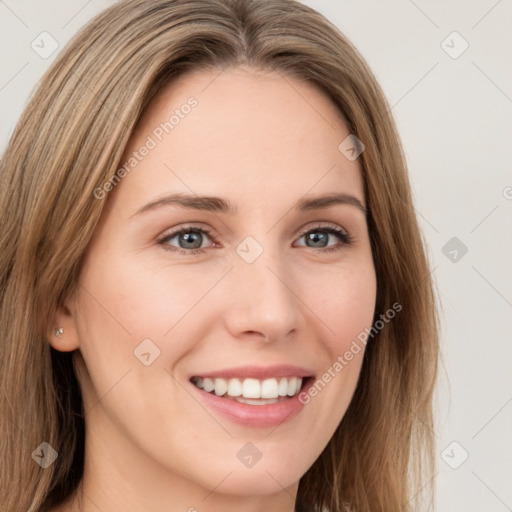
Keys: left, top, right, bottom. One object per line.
{"left": 47, "top": 302, "right": 81, "bottom": 352}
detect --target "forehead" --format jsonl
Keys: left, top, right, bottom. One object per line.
{"left": 111, "top": 66, "right": 364, "bottom": 215}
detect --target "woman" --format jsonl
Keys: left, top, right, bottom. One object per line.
{"left": 0, "top": 0, "right": 439, "bottom": 511}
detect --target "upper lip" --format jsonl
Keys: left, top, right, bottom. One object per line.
{"left": 190, "top": 365, "right": 314, "bottom": 380}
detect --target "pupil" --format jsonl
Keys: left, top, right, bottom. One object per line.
{"left": 308, "top": 232, "right": 327, "bottom": 247}
{"left": 181, "top": 231, "right": 201, "bottom": 249}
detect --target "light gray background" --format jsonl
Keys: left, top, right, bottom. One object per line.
{"left": 1, "top": 1, "right": 511, "bottom": 510}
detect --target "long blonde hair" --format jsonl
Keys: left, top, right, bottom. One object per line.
{"left": 0, "top": 1, "right": 439, "bottom": 510}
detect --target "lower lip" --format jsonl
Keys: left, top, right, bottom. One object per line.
{"left": 190, "top": 379, "right": 313, "bottom": 428}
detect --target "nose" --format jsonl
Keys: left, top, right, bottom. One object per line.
{"left": 223, "top": 246, "right": 303, "bottom": 344}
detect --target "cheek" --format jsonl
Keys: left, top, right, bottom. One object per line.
{"left": 308, "top": 257, "right": 377, "bottom": 348}
{"left": 296, "top": 258, "right": 376, "bottom": 427}
{"left": 72, "top": 253, "right": 235, "bottom": 422}
{"left": 76, "top": 250, "right": 222, "bottom": 349}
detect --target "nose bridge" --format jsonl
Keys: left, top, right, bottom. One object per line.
{"left": 226, "top": 234, "right": 301, "bottom": 340}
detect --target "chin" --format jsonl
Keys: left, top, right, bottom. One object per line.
{"left": 211, "top": 467, "right": 303, "bottom": 496}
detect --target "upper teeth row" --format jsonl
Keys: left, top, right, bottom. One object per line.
{"left": 193, "top": 376, "right": 303, "bottom": 399}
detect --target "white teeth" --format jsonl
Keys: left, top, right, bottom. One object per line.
{"left": 287, "top": 377, "right": 299, "bottom": 396}
{"left": 261, "top": 378, "right": 279, "bottom": 399}
{"left": 278, "top": 377, "right": 288, "bottom": 396}
{"left": 235, "top": 397, "right": 281, "bottom": 405}
{"left": 203, "top": 377, "right": 214, "bottom": 392}
{"left": 227, "top": 378, "right": 242, "bottom": 397}
{"left": 242, "top": 378, "right": 260, "bottom": 398}
{"left": 214, "top": 378, "right": 228, "bottom": 396}
{"left": 193, "top": 376, "right": 304, "bottom": 399}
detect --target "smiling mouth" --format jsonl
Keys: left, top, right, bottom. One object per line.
{"left": 190, "top": 376, "right": 309, "bottom": 405}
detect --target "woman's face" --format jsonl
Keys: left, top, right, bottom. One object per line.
{"left": 55, "top": 66, "right": 377, "bottom": 507}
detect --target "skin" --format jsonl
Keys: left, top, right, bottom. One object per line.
{"left": 49, "top": 65, "right": 377, "bottom": 512}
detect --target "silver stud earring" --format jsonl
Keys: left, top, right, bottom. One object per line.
{"left": 54, "top": 328, "right": 64, "bottom": 337}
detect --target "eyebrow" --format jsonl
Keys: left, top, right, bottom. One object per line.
{"left": 131, "top": 191, "right": 367, "bottom": 217}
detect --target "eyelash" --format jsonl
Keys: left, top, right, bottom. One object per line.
{"left": 157, "top": 223, "right": 353, "bottom": 256}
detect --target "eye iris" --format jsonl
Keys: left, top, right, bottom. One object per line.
{"left": 180, "top": 231, "right": 202, "bottom": 249}
{"left": 306, "top": 231, "right": 328, "bottom": 248}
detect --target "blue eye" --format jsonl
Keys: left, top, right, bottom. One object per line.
{"left": 295, "top": 225, "right": 352, "bottom": 252}
{"left": 157, "top": 223, "right": 352, "bottom": 255}
{"left": 158, "top": 226, "right": 215, "bottom": 255}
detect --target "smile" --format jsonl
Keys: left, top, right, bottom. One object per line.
{"left": 188, "top": 365, "right": 314, "bottom": 426}
{"left": 191, "top": 376, "right": 303, "bottom": 405}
